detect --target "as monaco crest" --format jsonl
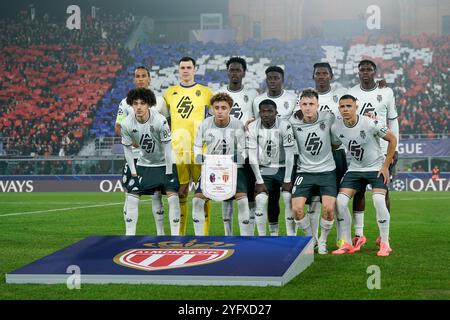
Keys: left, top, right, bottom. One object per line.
{"left": 114, "top": 248, "right": 234, "bottom": 271}
{"left": 222, "top": 173, "right": 229, "bottom": 183}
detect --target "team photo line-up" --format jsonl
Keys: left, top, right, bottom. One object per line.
{"left": 116, "top": 55, "right": 399, "bottom": 257}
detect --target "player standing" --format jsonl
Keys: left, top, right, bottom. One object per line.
{"left": 163, "top": 57, "right": 213, "bottom": 235}
{"left": 115, "top": 66, "right": 166, "bottom": 235}
{"left": 348, "top": 59, "right": 399, "bottom": 250}
{"left": 248, "top": 99, "right": 296, "bottom": 235}
{"left": 252, "top": 66, "right": 297, "bottom": 235}
{"left": 192, "top": 93, "right": 250, "bottom": 236}
{"left": 310, "top": 62, "right": 348, "bottom": 246}
{"left": 121, "top": 88, "right": 181, "bottom": 236}
{"left": 331, "top": 94, "right": 397, "bottom": 256}
{"left": 290, "top": 89, "right": 337, "bottom": 254}
{"left": 217, "top": 57, "right": 258, "bottom": 235}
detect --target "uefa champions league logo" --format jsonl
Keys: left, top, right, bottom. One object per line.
{"left": 392, "top": 179, "right": 405, "bottom": 191}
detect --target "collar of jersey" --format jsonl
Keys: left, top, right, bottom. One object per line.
{"left": 227, "top": 85, "right": 244, "bottom": 93}
{"left": 318, "top": 87, "right": 332, "bottom": 95}
{"left": 180, "top": 82, "right": 198, "bottom": 88}
{"left": 359, "top": 84, "right": 377, "bottom": 92}
{"left": 260, "top": 117, "right": 277, "bottom": 129}
{"left": 303, "top": 112, "right": 320, "bottom": 125}
{"left": 134, "top": 111, "right": 151, "bottom": 124}
{"left": 213, "top": 117, "right": 231, "bottom": 128}
{"left": 344, "top": 115, "right": 360, "bottom": 128}
{"left": 267, "top": 89, "right": 284, "bottom": 99}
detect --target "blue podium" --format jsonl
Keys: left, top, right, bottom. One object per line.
{"left": 6, "top": 236, "right": 314, "bottom": 287}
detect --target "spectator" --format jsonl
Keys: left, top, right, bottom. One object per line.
{"left": 431, "top": 165, "right": 440, "bottom": 180}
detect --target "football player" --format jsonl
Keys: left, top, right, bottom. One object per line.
{"left": 121, "top": 88, "right": 181, "bottom": 236}
{"left": 331, "top": 94, "right": 397, "bottom": 256}
{"left": 192, "top": 93, "right": 250, "bottom": 236}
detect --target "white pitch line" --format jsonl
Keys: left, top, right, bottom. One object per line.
{"left": 0, "top": 200, "right": 150, "bottom": 218}
{"left": 0, "top": 202, "right": 112, "bottom": 205}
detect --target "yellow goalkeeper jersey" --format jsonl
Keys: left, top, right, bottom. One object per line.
{"left": 163, "top": 83, "right": 213, "bottom": 162}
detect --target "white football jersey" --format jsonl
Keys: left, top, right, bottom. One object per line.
{"left": 318, "top": 87, "right": 348, "bottom": 116}
{"left": 194, "top": 116, "right": 246, "bottom": 167}
{"left": 331, "top": 115, "right": 388, "bottom": 172}
{"left": 216, "top": 86, "right": 258, "bottom": 124}
{"left": 317, "top": 86, "right": 348, "bottom": 151}
{"left": 348, "top": 85, "right": 398, "bottom": 154}
{"left": 116, "top": 95, "right": 167, "bottom": 158}
{"left": 253, "top": 90, "right": 297, "bottom": 121}
{"left": 289, "top": 111, "right": 336, "bottom": 173}
{"left": 247, "top": 118, "right": 295, "bottom": 168}
{"left": 121, "top": 108, "right": 171, "bottom": 167}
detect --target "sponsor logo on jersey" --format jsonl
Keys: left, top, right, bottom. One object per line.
{"left": 348, "top": 140, "right": 364, "bottom": 161}
{"left": 114, "top": 240, "right": 235, "bottom": 271}
{"left": 139, "top": 134, "right": 155, "bottom": 153}
{"left": 360, "top": 103, "right": 375, "bottom": 115}
{"left": 305, "top": 132, "right": 323, "bottom": 156}
{"left": 230, "top": 102, "right": 243, "bottom": 119}
{"left": 176, "top": 96, "right": 194, "bottom": 119}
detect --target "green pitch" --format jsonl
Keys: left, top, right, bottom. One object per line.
{"left": 1, "top": 191, "right": 449, "bottom": 300}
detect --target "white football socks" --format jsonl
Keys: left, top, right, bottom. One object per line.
{"left": 308, "top": 196, "right": 321, "bottom": 242}
{"left": 319, "top": 218, "right": 334, "bottom": 244}
{"left": 192, "top": 197, "right": 206, "bottom": 236}
{"left": 237, "top": 197, "right": 251, "bottom": 236}
{"left": 336, "top": 193, "right": 353, "bottom": 244}
{"left": 269, "top": 222, "right": 279, "bottom": 236}
{"left": 151, "top": 192, "right": 165, "bottom": 235}
{"left": 282, "top": 191, "right": 296, "bottom": 236}
{"left": 254, "top": 193, "right": 268, "bottom": 236}
{"left": 334, "top": 207, "right": 341, "bottom": 243}
{"left": 125, "top": 193, "right": 139, "bottom": 235}
{"left": 248, "top": 201, "right": 256, "bottom": 236}
{"left": 222, "top": 199, "right": 234, "bottom": 236}
{"left": 372, "top": 193, "right": 390, "bottom": 244}
{"left": 295, "top": 215, "right": 312, "bottom": 236}
{"left": 167, "top": 194, "right": 181, "bottom": 236}
{"left": 353, "top": 210, "right": 365, "bottom": 237}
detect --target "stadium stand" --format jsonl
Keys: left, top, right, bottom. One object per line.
{"left": 0, "top": 11, "right": 135, "bottom": 156}
{"left": 0, "top": 10, "right": 448, "bottom": 159}
{"left": 92, "top": 35, "right": 448, "bottom": 139}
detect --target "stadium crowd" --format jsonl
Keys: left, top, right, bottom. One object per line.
{"left": 0, "top": 11, "right": 448, "bottom": 160}
{"left": 0, "top": 11, "right": 135, "bottom": 157}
